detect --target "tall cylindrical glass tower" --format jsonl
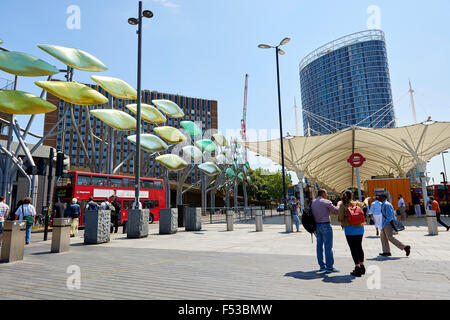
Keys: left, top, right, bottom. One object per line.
{"left": 299, "top": 30, "right": 395, "bottom": 136}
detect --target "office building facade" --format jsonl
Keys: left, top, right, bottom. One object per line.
{"left": 299, "top": 30, "right": 395, "bottom": 136}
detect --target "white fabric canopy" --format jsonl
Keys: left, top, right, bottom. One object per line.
{"left": 243, "top": 122, "right": 450, "bottom": 192}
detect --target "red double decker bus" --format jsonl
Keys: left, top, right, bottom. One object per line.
{"left": 54, "top": 171, "right": 166, "bottom": 226}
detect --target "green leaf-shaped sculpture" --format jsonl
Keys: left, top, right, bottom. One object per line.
{"left": 91, "top": 75, "right": 137, "bottom": 100}
{"left": 127, "top": 134, "right": 168, "bottom": 153}
{"left": 126, "top": 104, "right": 166, "bottom": 124}
{"left": 212, "top": 133, "right": 227, "bottom": 147}
{"left": 225, "top": 168, "right": 236, "bottom": 179}
{"left": 182, "top": 145, "right": 203, "bottom": 162}
{"left": 154, "top": 126, "right": 186, "bottom": 144}
{"left": 245, "top": 161, "right": 250, "bottom": 169}
{"left": 152, "top": 99, "right": 184, "bottom": 118}
{"left": 38, "top": 44, "right": 108, "bottom": 72}
{"left": 156, "top": 154, "right": 188, "bottom": 171}
{"left": 0, "top": 51, "right": 59, "bottom": 77}
{"left": 196, "top": 139, "right": 218, "bottom": 154}
{"left": 35, "top": 81, "right": 108, "bottom": 105}
{"left": 198, "top": 162, "right": 221, "bottom": 177}
{"left": 90, "top": 109, "right": 137, "bottom": 131}
{"left": 180, "top": 121, "right": 202, "bottom": 137}
{"left": 0, "top": 90, "right": 57, "bottom": 115}
{"left": 238, "top": 172, "right": 244, "bottom": 181}
{"left": 0, "top": 39, "right": 3, "bottom": 45}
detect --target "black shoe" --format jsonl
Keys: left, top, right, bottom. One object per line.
{"left": 404, "top": 246, "right": 411, "bottom": 257}
{"left": 447, "top": 227, "right": 450, "bottom": 232}
{"left": 350, "top": 266, "right": 362, "bottom": 277}
{"left": 379, "top": 252, "right": 391, "bottom": 257}
{"left": 360, "top": 264, "right": 366, "bottom": 275}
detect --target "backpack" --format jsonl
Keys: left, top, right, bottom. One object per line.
{"left": 107, "top": 202, "right": 115, "bottom": 212}
{"left": 348, "top": 205, "right": 365, "bottom": 225}
{"left": 302, "top": 207, "right": 316, "bottom": 235}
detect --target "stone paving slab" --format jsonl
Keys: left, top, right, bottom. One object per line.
{"left": 0, "top": 216, "right": 449, "bottom": 300}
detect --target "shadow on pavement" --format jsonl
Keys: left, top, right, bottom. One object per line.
{"left": 284, "top": 270, "right": 355, "bottom": 284}
{"left": 285, "top": 270, "right": 325, "bottom": 280}
{"left": 365, "top": 236, "right": 380, "bottom": 239}
{"left": 366, "top": 256, "right": 404, "bottom": 261}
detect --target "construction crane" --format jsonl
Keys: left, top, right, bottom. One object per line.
{"left": 240, "top": 74, "right": 249, "bottom": 161}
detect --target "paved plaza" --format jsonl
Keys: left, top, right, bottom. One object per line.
{"left": 0, "top": 215, "right": 449, "bottom": 300}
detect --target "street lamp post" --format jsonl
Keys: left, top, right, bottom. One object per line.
{"left": 128, "top": 2, "right": 153, "bottom": 208}
{"left": 258, "top": 37, "right": 290, "bottom": 209}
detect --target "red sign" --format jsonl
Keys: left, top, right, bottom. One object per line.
{"left": 348, "top": 153, "right": 366, "bottom": 168}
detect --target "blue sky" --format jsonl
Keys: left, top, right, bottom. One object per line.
{"left": 1, "top": 0, "right": 449, "bottom": 185}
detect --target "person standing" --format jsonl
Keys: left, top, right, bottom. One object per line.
{"left": 430, "top": 196, "right": 450, "bottom": 231}
{"left": 15, "top": 197, "right": 36, "bottom": 245}
{"left": 100, "top": 198, "right": 111, "bottom": 210}
{"left": 412, "top": 193, "right": 422, "bottom": 218}
{"left": 338, "top": 190, "right": 365, "bottom": 277}
{"left": 369, "top": 196, "right": 383, "bottom": 236}
{"left": 311, "top": 189, "right": 340, "bottom": 273}
{"left": 379, "top": 194, "right": 411, "bottom": 257}
{"left": 86, "top": 197, "right": 99, "bottom": 211}
{"left": 69, "top": 198, "right": 81, "bottom": 237}
{"left": 398, "top": 194, "right": 407, "bottom": 221}
{"left": 52, "top": 198, "right": 65, "bottom": 219}
{"left": 291, "top": 197, "right": 301, "bottom": 232}
{"left": 0, "top": 196, "right": 9, "bottom": 244}
{"left": 110, "top": 197, "right": 121, "bottom": 234}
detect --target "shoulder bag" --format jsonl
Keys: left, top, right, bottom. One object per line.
{"left": 22, "top": 206, "right": 34, "bottom": 227}
{"left": 381, "top": 204, "right": 405, "bottom": 232}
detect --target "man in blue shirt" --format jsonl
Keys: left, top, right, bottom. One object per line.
{"left": 379, "top": 194, "right": 411, "bottom": 257}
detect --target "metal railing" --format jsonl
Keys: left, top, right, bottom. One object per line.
{"left": 203, "top": 206, "right": 284, "bottom": 224}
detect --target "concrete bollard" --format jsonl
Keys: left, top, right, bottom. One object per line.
{"left": 255, "top": 210, "right": 263, "bottom": 232}
{"left": 186, "top": 208, "right": 202, "bottom": 231}
{"left": 426, "top": 210, "right": 439, "bottom": 236}
{"left": 226, "top": 210, "right": 234, "bottom": 231}
{"left": 1, "top": 221, "right": 26, "bottom": 263}
{"left": 127, "top": 209, "right": 149, "bottom": 239}
{"left": 285, "top": 210, "right": 293, "bottom": 233}
{"left": 84, "top": 210, "right": 111, "bottom": 244}
{"left": 51, "top": 218, "right": 71, "bottom": 253}
{"left": 159, "top": 208, "right": 178, "bottom": 235}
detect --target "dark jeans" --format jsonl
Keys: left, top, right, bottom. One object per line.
{"left": 345, "top": 235, "right": 364, "bottom": 265}
{"left": 110, "top": 215, "right": 119, "bottom": 233}
{"left": 436, "top": 212, "right": 449, "bottom": 229}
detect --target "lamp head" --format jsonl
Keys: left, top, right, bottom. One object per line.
{"left": 128, "top": 17, "right": 139, "bottom": 25}
{"left": 143, "top": 10, "right": 154, "bottom": 18}
{"left": 279, "top": 37, "right": 291, "bottom": 46}
{"left": 278, "top": 48, "right": 286, "bottom": 55}
{"left": 258, "top": 44, "right": 272, "bottom": 49}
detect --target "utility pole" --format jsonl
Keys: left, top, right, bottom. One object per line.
{"left": 409, "top": 80, "right": 417, "bottom": 125}
{"left": 294, "top": 97, "right": 299, "bottom": 136}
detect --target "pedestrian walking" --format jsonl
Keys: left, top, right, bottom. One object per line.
{"left": 398, "top": 194, "right": 407, "bottom": 221}
{"left": 52, "top": 198, "right": 65, "bottom": 219}
{"left": 311, "top": 189, "right": 339, "bottom": 273}
{"left": 291, "top": 197, "right": 301, "bottom": 232}
{"left": 0, "top": 196, "right": 9, "bottom": 245}
{"left": 69, "top": 198, "right": 81, "bottom": 237}
{"left": 132, "top": 201, "right": 143, "bottom": 210}
{"left": 369, "top": 196, "right": 383, "bottom": 236}
{"left": 379, "top": 194, "right": 411, "bottom": 257}
{"left": 100, "top": 198, "right": 113, "bottom": 211}
{"left": 15, "top": 197, "right": 36, "bottom": 245}
{"left": 338, "top": 190, "right": 366, "bottom": 277}
{"left": 86, "top": 197, "right": 99, "bottom": 211}
{"left": 110, "top": 197, "right": 121, "bottom": 234}
{"left": 412, "top": 193, "right": 422, "bottom": 218}
{"left": 430, "top": 196, "right": 450, "bottom": 231}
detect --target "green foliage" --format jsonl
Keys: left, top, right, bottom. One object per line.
{"left": 244, "top": 168, "right": 292, "bottom": 203}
